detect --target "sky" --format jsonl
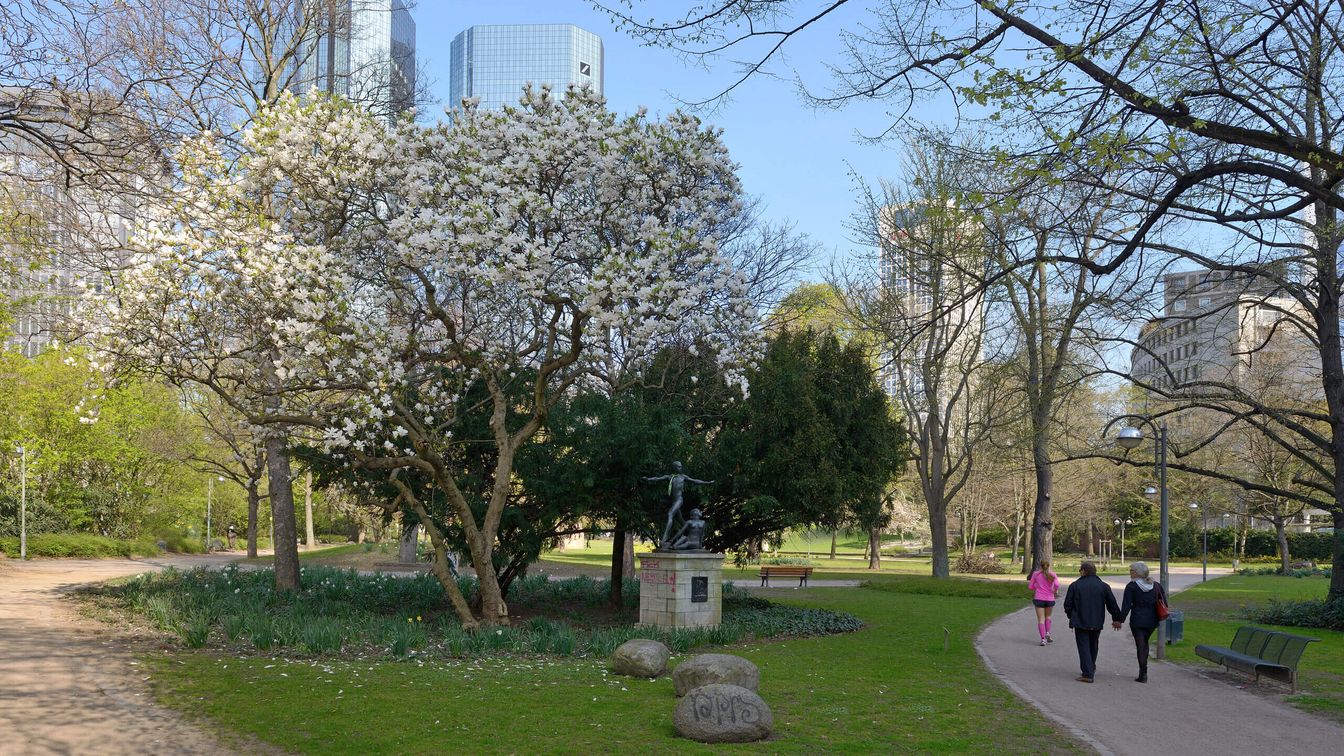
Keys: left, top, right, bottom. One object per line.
{"left": 419, "top": 1, "right": 954, "bottom": 279}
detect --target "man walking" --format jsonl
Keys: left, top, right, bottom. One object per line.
{"left": 1063, "top": 561, "right": 1121, "bottom": 683}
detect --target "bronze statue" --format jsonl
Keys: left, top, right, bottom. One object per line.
{"left": 667, "top": 508, "right": 707, "bottom": 551}
{"left": 643, "top": 461, "right": 714, "bottom": 549}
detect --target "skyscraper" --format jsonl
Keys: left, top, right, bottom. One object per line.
{"left": 449, "top": 24, "right": 604, "bottom": 110}
{"left": 295, "top": 0, "right": 417, "bottom": 118}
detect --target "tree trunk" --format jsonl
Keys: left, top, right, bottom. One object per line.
{"left": 830, "top": 530, "right": 838, "bottom": 559}
{"left": 245, "top": 475, "right": 260, "bottom": 559}
{"left": 622, "top": 531, "right": 635, "bottom": 577}
{"left": 1020, "top": 510, "right": 1034, "bottom": 575}
{"left": 1009, "top": 509, "right": 1022, "bottom": 564}
{"left": 399, "top": 519, "right": 419, "bottom": 564}
{"left": 304, "top": 470, "right": 316, "bottom": 549}
{"left": 265, "top": 434, "right": 300, "bottom": 591}
{"left": 610, "top": 523, "right": 627, "bottom": 608}
{"left": 1029, "top": 432, "right": 1054, "bottom": 575}
{"left": 1079, "top": 522, "right": 1092, "bottom": 556}
{"left": 868, "top": 525, "right": 882, "bottom": 569}
{"left": 1275, "top": 519, "right": 1291, "bottom": 574}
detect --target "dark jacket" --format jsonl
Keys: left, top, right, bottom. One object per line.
{"left": 1063, "top": 574, "right": 1121, "bottom": 630}
{"left": 1117, "top": 580, "right": 1164, "bottom": 630}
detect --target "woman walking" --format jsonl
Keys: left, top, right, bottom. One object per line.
{"left": 1027, "top": 559, "right": 1060, "bottom": 645}
{"left": 1113, "top": 561, "right": 1164, "bottom": 683}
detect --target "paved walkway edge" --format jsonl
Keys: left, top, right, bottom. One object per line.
{"left": 975, "top": 614, "right": 1114, "bottom": 756}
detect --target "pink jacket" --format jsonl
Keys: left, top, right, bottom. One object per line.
{"left": 1028, "top": 570, "right": 1059, "bottom": 601}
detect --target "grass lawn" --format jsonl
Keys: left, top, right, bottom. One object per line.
{"left": 142, "top": 577, "right": 1084, "bottom": 754}
{"left": 234, "top": 542, "right": 404, "bottom": 570}
{"left": 1163, "top": 574, "right": 1344, "bottom": 723}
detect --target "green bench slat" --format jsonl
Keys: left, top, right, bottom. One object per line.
{"left": 1228, "top": 626, "right": 1260, "bottom": 654}
{"left": 1274, "top": 635, "right": 1318, "bottom": 670}
{"left": 1194, "top": 644, "right": 1230, "bottom": 664}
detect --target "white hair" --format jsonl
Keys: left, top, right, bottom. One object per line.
{"left": 1130, "top": 561, "right": 1150, "bottom": 579}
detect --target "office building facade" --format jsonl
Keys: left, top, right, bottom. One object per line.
{"left": 294, "top": 0, "right": 417, "bottom": 118}
{"left": 1129, "top": 267, "right": 1314, "bottom": 392}
{"left": 449, "top": 24, "right": 604, "bottom": 110}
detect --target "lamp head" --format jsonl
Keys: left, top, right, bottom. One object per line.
{"left": 1143, "top": 485, "right": 1158, "bottom": 499}
{"left": 1114, "top": 518, "right": 1121, "bottom": 525}
{"left": 1115, "top": 426, "right": 1144, "bottom": 450}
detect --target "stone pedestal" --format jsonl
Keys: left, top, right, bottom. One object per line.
{"left": 637, "top": 551, "right": 725, "bottom": 629}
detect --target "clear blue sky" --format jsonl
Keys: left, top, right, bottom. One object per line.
{"left": 422, "top": 2, "right": 951, "bottom": 276}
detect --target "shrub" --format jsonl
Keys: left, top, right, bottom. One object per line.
{"left": 761, "top": 556, "right": 813, "bottom": 566}
{"left": 1239, "top": 566, "right": 1333, "bottom": 578}
{"left": 1246, "top": 598, "right": 1344, "bottom": 631}
{"left": 955, "top": 551, "right": 1006, "bottom": 574}
{"left": 0, "top": 533, "right": 159, "bottom": 558}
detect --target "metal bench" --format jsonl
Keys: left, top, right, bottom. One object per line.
{"left": 1195, "top": 626, "right": 1319, "bottom": 692}
{"left": 759, "top": 565, "right": 814, "bottom": 587}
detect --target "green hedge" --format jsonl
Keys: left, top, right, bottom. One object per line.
{"left": 0, "top": 533, "right": 160, "bottom": 558}
{"left": 1133, "top": 527, "right": 1335, "bottom": 562}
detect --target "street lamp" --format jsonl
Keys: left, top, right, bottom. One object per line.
{"left": 1113, "top": 517, "right": 1133, "bottom": 564}
{"left": 16, "top": 445, "right": 27, "bottom": 561}
{"left": 1190, "top": 502, "right": 1208, "bottom": 582}
{"left": 1105, "top": 415, "right": 1170, "bottom": 658}
{"left": 206, "top": 475, "right": 224, "bottom": 552}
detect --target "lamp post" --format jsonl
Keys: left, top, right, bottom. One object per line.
{"left": 1113, "top": 517, "right": 1133, "bottom": 564}
{"left": 1105, "top": 416, "right": 1170, "bottom": 658}
{"left": 205, "top": 475, "right": 224, "bottom": 552}
{"left": 16, "top": 445, "right": 27, "bottom": 561}
{"left": 206, "top": 476, "right": 213, "bottom": 553}
{"left": 1190, "top": 502, "right": 1208, "bottom": 582}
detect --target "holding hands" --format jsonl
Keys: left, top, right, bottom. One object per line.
{"left": 1111, "top": 621, "right": 1123, "bottom": 630}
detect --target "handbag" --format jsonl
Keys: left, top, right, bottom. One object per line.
{"left": 1155, "top": 584, "right": 1170, "bottom": 621}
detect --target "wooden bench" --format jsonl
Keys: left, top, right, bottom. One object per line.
{"left": 1194, "top": 626, "right": 1319, "bottom": 692}
{"left": 759, "top": 565, "right": 813, "bottom": 587}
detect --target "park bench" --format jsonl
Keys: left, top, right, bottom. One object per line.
{"left": 1194, "top": 626, "right": 1319, "bottom": 692}
{"left": 759, "top": 565, "right": 814, "bottom": 587}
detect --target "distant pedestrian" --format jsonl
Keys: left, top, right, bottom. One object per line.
{"left": 1112, "top": 561, "right": 1165, "bottom": 683}
{"left": 1027, "top": 559, "right": 1060, "bottom": 646}
{"left": 1063, "top": 561, "right": 1121, "bottom": 683}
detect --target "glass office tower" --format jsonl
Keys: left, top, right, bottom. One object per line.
{"left": 296, "top": 0, "right": 417, "bottom": 118}
{"left": 449, "top": 24, "right": 604, "bottom": 110}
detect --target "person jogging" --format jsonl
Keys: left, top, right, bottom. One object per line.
{"left": 1027, "top": 558, "right": 1060, "bottom": 646}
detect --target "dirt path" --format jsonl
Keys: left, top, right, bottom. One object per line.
{"left": 0, "top": 554, "right": 243, "bottom": 756}
{"left": 976, "top": 567, "right": 1344, "bottom": 755}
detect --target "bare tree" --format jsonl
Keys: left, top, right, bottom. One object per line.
{"left": 842, "top": 142, "right": 1004, "bottom": 577}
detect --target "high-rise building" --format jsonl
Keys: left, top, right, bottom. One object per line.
{"left": 294, "top": 0, "right": 417, "bottom": 118}
{"left": 876, "top": 202, "right": 986, "bottom": 398}
{"left": 1129, "top": 267, "right": 1314, "bottom": 392}
{"left": 1, "top": 88, "right": 155, "bottom": 357}
{"left": 449, "top": 24, "right": 604, "bottom": 110}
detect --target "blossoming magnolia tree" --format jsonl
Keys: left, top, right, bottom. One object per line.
{"left": 97, "top": 87, "right": 759, "bottom": 625}
{"left": 88, "top": 94, "right": 393, "bottom": 590}
{"left": 323, "top": 86, "right": 758, "bottom": 627}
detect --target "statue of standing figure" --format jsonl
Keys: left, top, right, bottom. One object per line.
{"left": 643, "top": 461, "right": 714, "bottom": 549}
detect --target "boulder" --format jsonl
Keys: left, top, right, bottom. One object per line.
{"left": 673, "top": 653, "right": 760, "bottom": 696}
{"left": 673, "top": 683, "right": 773, "bottom": 743}
{"left": 610, "top": 639, "right": 670, "bottom": 678}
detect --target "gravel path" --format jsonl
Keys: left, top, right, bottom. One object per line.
{"left": 0, "top": 554, "right": 242, "bottom": 756}
{"left": 976, "top": 566, "right": 1344, "bottom": 755}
